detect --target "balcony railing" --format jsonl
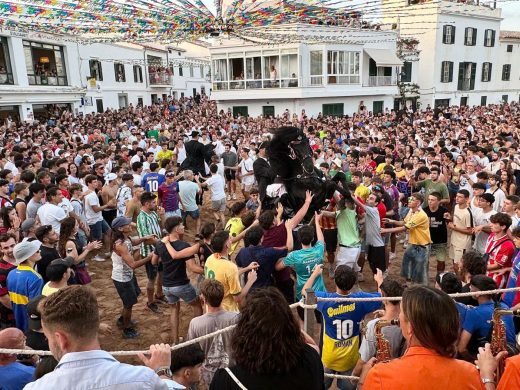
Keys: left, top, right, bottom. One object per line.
{"left": 0, "top": 72, "right": 13, "bottom": 85}
{"left": 459, "top": 79, "right": 472, "bottom": 91}
{"left": 149, "top": 72, "right": 172, "bottom": 85}
{"left": 213, "top": 77, "right": 299, "bottom": 91}
{"left": 27, "top": 74, "right": 68, "bottom": 86}
{"left": 364, "top": 75, "right": 397, "bottom": 87}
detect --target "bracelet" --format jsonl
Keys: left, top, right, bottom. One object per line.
{"left": 481, "top": 377, "right": 495, "bottom": 385}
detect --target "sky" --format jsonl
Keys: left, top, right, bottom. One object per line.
{"left": 501, "top": 2, "right": 520, "bottom": 31}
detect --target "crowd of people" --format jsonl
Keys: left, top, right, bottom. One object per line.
{"left": 1, "top": 96, "right": 520, "bottom": 389}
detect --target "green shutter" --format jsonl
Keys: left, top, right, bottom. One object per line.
{"left": 457, "top": 62, "right": 464, "bottom": 90}
{"left": 448, "top": 62, "right": 454, "bottom": 82}
{"left": 470, "top": 63, "right": 476, "bottom": 90}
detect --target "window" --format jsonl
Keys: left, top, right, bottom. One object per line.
{"left": 114, "top": 63, "right": 125, "bottom": 82}
{"left": 443, "top": 25, "right": 456, "bottom": 44}
{"left": 373, "top": 101, "right": 384, "bottom": 115}
{"left": 484, "top": 29, "right": 496, "bottom": 47}
{"left": 457, "top": 62, "right": 476, "bottom": 91}
{"left": 232, "top": 106, "right": 248, "bottom": 117}
{"left": 189, "top": 66, "right": 194, "bottom": 78}
{"left": 327, "top": 51, "right": 360, "bottom": 84}
{"left": 502, "top": 95, "right": 508, "bottom": 103}
{"left": 310, "top": 51, "right": 323, "bottom": 85}
{"left": 178, "top": 66, "right": 183, "bottom": 76}
{"left": 245, "top": 57, "right": 261, "bottom": 88}
{"left": 133, "top": 65, "right": 143, "bottom": 83}
{"left": 507, "top": 45, "right": 513, "bottom": 53}
{"left": 213, "top": 59, "right": 228, "bottom": 90}
{"left": 23, "top": 40, "right": 68, "bottom": 86}
{"left": 200, "top": 65, "right": 205, "bottom": 78}
{"left": 440, "top": 61, "right": 453, "bottom": 83}
{"left": 401, "top": 61, "right": 412, "bottom": 82}
{"left": 89, "top": 59, "right": 103, "bottom": 81}
{"left": 262, "top": 106, "right": 275, "bottom": 117}
{"left": 481, "top": 96, "right": 487, "bottom": 106}
{"left": 0, "top": 37, "right": 14, "bottom": 85}
{"left": 481, "top": 62, "right": 492, "bottom": 82}
{"left": 502, "top": 64, "right": 511, "bottom": 81}
{"left": 322, "top": 103, "right": 344, "bottom": 117}
{"left": 280, "top": 53, "right": 298, "bottom": 87}
{"left": 464, "top": 28, "right": 477, "bottom": 46}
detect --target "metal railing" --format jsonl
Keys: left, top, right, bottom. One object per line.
{"left": 149, "top": 72, "right": 172, "bottom": 85}
{"left": 364, "top": 75, "right": 397, "bottom": 87}
{"left": 213, "top": 78, "right": 300, "bottom": 91}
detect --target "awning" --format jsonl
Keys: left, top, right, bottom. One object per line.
{"left": 364, "top": 48, "right": 403, "bottom": 67}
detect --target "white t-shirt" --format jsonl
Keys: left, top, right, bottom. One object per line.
{"left": 486, "top": 187, "right": 506, "bottom": 213}
{"left": 84, "top": 192, "right": 103, "bottom": 225}
{"left": 176, "top": 146, "right": 187, "bottom": 165}
{"left": 205, "top": 174, "right": 226, "bottom": 201}
{"left": 239, "top": 158, "right": 255, "bottom": 185}
{"left": 37, "top": 203, "right": 67, "bottom": 234}
{"left": 472, "top": 208, "right": 497, "bottom": 254}
{"left": 130, "top": 154, "right": 142, "bottom": 165}
{"left": 133, "top": 173, "right": 142, "bottom": 184}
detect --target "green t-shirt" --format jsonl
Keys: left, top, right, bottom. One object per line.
{"left": 417, "top": 179, "right": 450, "bottom": 208}
{"left": 283, "top": 240, "right": 326, "bottom": 300}
{"left": 147, "top": 129, "right": 159, "bottom": 140}
{"left": 336, "top": 208, "right": 360, "bottom": 247}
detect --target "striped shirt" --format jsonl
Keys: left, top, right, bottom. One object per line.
{"left": 7, "top": 265, "right": 43, "bottom": 332}
{"left": 136, "top": 210, "right": 162, "bottom": 257}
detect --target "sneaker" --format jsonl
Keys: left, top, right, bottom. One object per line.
{"left": 389, "top": 252, "right": 396, "bottom": 260}
{"left": 357, "top": 272, "right": 364, "bottom": 282}
{"left": 122, "top": 327, "right": 140, "bottom": 339}
{"left": 232, "top": 193, "right": 237, "bottom": 200}
{"left": 103, "top": 252, "right": 112, "bottom": 258}
{"left": 154, "top": 295, "right": 168, "bottom": 304}
{"left": 146, "top": 302, "right": 160, "bottom": 313}
{"left": 116, "top": 317, "right": 138, "bottom": 328}
{"left": 92, "top": 255, "right": 106, "bottom": 262}
{"left": 399, "top": 238, "right": 405, "bottom": 244}
{"left": 226, "top": 194, "right": 231, "bottom": 201}
{"left": 403, "top": 242, "right": 408, "bottom": 249}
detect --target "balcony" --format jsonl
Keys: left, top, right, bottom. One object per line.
{"left": 459, "top": 79, "right": 472, "bottom": 91}
{"left": 213, "top": 77, "right": 299, "bottom": 91}
{"left": 363, "top": 75, "right": 397, "bottom": 87}
{"left": 28, "top": 74, "right": 68, "bottom": 86}
{"left": 0, "top": 72, "right": 13, "bottom": 85}
{"left": 149, "top": 72, "right": 172, "bottom": 86}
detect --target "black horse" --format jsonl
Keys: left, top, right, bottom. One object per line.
{"left": 266, "top": 126, "right": 348, "bottom": 222}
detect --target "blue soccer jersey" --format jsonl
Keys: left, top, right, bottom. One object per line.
{"left": 141, "top": 172, "right": 165, "bottom": 194}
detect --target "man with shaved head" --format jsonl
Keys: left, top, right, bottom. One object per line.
{"left": 0, "top": 327, "right": 35, "bottom": 388}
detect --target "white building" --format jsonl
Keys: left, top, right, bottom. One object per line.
{"left": 208, "top": 24, "right": 403, "bottom": 117}
{"left": 383, "top": 0, "right": 520, "bottom": 107}
{"left": 0, "top": 30, "right": 211, "bottom": 121}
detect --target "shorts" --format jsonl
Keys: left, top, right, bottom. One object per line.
{"left": 224, "top": 170, "right": 236, "bottom": 181}
{"left": 181, "top": 209, "right": 200, "bottom": 220}
{"left": 145, "top": 261, "right": 163, "bottom": 281}
{"left": 113, "top": 276, "right": 141, "bottom": 309}
{"left": 89, "top": 219, "right": 110, "bottom": 241}
{"left": 401, "top": 244, "right": 430, "bottom": 285}
{"left": 241, "top": 183, "right": 253, "bottom": 192}
{"left": 323, "top": 229, "right": 338, "bottom": 253}
{"left": 102, "top": 209, "right": 117, "bottom": 228}
{"left": 367, "top": 245, "right": 386, "bottom": 274}
{"left": 449, "top": 244, "right": 466, "bottom": 264}
{"left": 430, "top": 242, "right": 448, "bottom": 262}
{"left": 336, "top": 245, "right": 361, "bottom": 272}
{"left": 165, "top": 210, "right": 182, "bottom": 218}
{"left": 163, "top": 283, "right": 198, "bottom": 304}
{"left": 211, "top": 198, "right": 227, "bottom": 212}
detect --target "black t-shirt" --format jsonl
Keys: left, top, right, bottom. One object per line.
{"left": 457, "top": 283, "right": 479, "bottom": 307}
{"left": 37, "top": 246, "right": 60, "bottom": 283}
{"left": 235, "top": 245, "right": 287, "bottom": 288}
{"left": 210, "top": 344, "right": 324, "bottom": 390}
{"left": 423, "top": 206, "right": 448, "bottom": 244}
{"left": 26, "top": 329, "right": 49, "bottom": 351}
{"left": 154, "top": 240, "right": 192, "bottom": 287}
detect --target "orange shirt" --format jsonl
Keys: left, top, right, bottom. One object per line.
{"left": 498, "top": 354, "right": 520, "bottom": 389}
{"left": 363, "top": 346, "right": 484, "bottom": 390}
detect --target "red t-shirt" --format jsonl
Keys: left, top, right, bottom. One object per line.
{"left": 485, "top": 233, "right": 515, "bottom": 288}
{"left": 0, "top": 259, "right": 15, "bottom": 325}
{"left": 377, "top": 202, "right": 387, "bottom": 228}
{"left": 262, "top": 223, "right": 291, "bottom": 281}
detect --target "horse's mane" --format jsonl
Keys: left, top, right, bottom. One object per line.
{"left": 267, "top": 126, "right": 307, "bottom": 179}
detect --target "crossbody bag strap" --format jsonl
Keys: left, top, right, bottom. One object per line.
{"left": 224, "top": 367, "right": 248, "bottom": 390}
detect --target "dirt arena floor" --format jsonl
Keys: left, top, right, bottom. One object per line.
{"left": 89, "top": 195, "right": 447, "bottom": 385}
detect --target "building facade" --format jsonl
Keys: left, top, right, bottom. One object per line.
{"left": 384, "top": 0, "right": 520, "bottom": 108}
{"left": 0, "top": 30, "right": 211, "bottom": 121}
{"left": 209, "top": 24, "right": 403, "bottom": 117}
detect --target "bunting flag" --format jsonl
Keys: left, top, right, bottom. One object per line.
{"left": 0, "top": 0, "right": 367, "bottom": 43}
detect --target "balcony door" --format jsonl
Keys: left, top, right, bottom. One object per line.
{"left": 457, "top": 62, "right": 476, "bottom": 91}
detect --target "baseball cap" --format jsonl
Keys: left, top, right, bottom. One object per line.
{"left": 372, "top": 185, "right": 383, "bottom": 193}
{"left": 13, "top": 239, "right": 42, "bottom": 265}
{"left": 258, "top": 141, "right": 269, "bottom": 150}
{"left": 27, "top": 295, "right": 45, "bottom": 331}
{"left": 111, "top": 216, "right": 132, "bottom": 230}
{"left": 21, "top": 218, "right": 36, "bottom": 233}
{"left": 166, "top": 171, "right": 176, "bottom": 177}
{"left": 105, "top": 173, "right": 117, "bottom": 182}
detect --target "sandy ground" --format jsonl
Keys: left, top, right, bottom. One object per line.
{"left": 88, "top": 195, "right": 448, "bottom": 383}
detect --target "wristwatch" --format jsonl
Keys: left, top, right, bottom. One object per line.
{"left": 481, "top": 377, "right": 496, "bottom": 385}
{"left": 154, "top": 366, "right": 172, "bottom": 378}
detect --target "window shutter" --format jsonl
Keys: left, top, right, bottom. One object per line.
{"left": 440, "top": 61, "right": 446, "bottom": 82}
{"left": 98, "top": 61, "right": 103, "bottom": 81}
{"left": 451, "top": 26, "right": 456, "bottom": 44}
{"left": 488, "top": 63, "right": 492, "bottom": 82}
{"left": 457, "top": 62, "right": 464, "bottom": 90}
{"left": 472, "top": 29, "right": 477, "bottom": 46}
{"left": 481, "top": 64, "right": 486, "bottom": 81}
{"left": 470, "top": 63, "right": 476, "bottom": 90}
{"left": 464, "top": 28, "right": 468, "bottom": 45}
{"left": 443, "top": 26, "right": 447, "bottom": 44}
{"left": 491, "top": 30, "right": 496, "bottom": 47}
{"left": 448, "top": 62, "right": 454, "bottom": 82}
